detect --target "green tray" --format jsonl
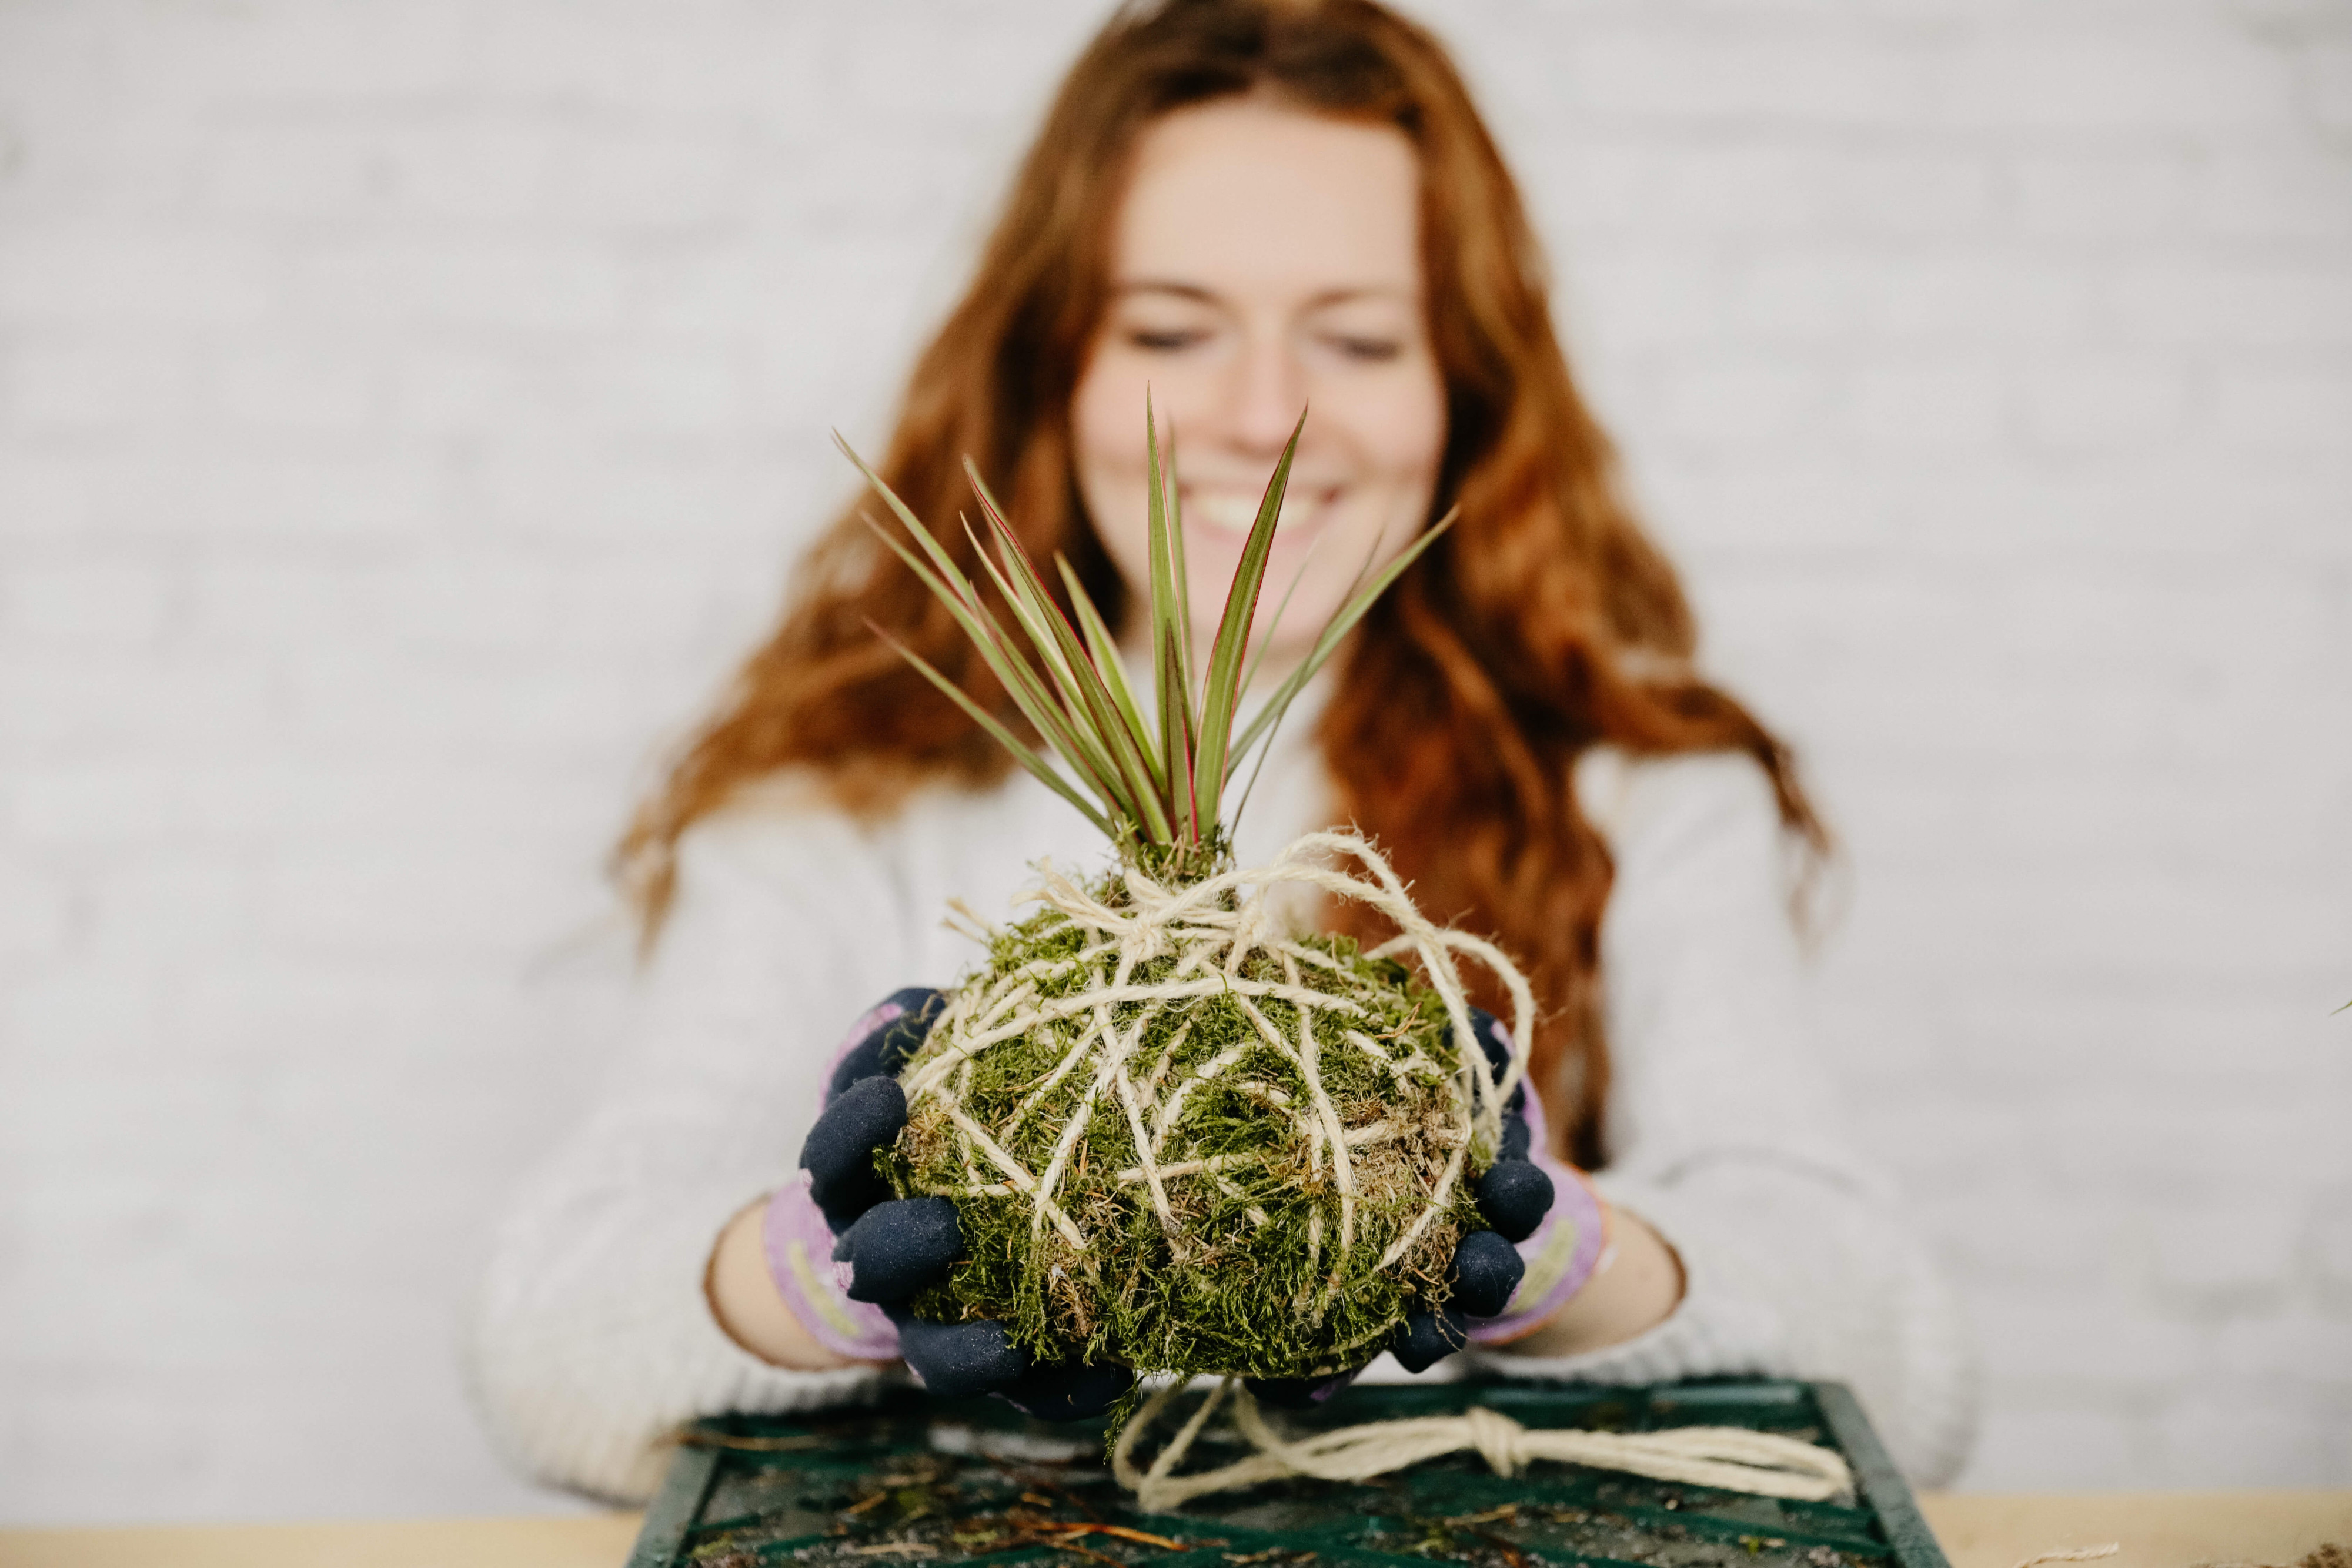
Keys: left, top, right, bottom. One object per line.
{"left": 626, "top": 1379, "right": 1947, "bottom": 1568}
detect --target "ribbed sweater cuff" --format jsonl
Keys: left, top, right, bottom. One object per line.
{"left": 470, "top": 1171, "right": 898, "bottom": 1503}
{"left": 654, "top": 1176, "right": 901, "bottom": 1468}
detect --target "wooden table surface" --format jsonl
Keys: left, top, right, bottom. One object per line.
{"left": 1, "top": 1493, "right": 2343, "bottom": 1568}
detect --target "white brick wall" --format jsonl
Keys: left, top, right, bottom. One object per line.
{"left": 2, "top": 0, "right": 2347, "bottom": 1524}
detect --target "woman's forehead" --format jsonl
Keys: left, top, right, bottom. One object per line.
{"left": 1111, "top": 99, "right": 1422, "bottom": 302}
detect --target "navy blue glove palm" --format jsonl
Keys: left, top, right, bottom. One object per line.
{"left": 798, "top": 987, "right": 1133, "bottom": 1419}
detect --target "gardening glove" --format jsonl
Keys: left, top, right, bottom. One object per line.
{"left": 1388, "top": 1007, "right": 1607, "bottom": 1371}
{"left": 774, "top": 988, "right": 1133, "bottom": 1420}
{"left": 763, "top": 989, "right": 946, "bottom": 1362}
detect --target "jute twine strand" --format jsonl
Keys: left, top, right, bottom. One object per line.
{"left": 2012, "top": 1547, "right": 2121, "bottom": 1568}
{"left": 900, "top": 830, "right": 1536, "bottom": 1288}
{"left": 1110, "top": 1378, "right": 1857, "bottom": 1512}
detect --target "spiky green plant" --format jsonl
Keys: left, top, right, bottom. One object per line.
{"left": 841, "top": 403, "right": 1486, "bottom": 1387}
{"left": 841, "top": 400, "right": 1449, "bottom": 879}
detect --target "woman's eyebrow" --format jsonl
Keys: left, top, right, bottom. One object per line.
{"left": 1114, "top": 280, "right": 1221, "bottom": 303}
{"left": 1300, "top": 285, "right": 1418, "bottom": 310}
{"left": 1112, "top": 281, "right": 1418, "bottom": 309}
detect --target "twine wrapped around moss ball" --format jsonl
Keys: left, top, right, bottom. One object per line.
{"left": 881, "top": 830, "right": 1535, "bottom": 1383}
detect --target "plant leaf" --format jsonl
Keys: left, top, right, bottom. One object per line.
{"left": 956, "top": 516, "right": 1144, "bottom": 825}
{"left": 1159, "top": 631, "right": 1201, "bottom": 844}
{"left": 1057, "top": 554, "right": 1162, "bottom": 793}
{"left": 1226, "top": 506, "right": 1458, "bottom": 773}
{"left": 1163, "top": 419, "right": 1195, "bottom": 683}
{"left": 960, "top": 468, "right": 1172, "bottom": 842}
{"left": 1190, "top": 410, "right": 1304, "bottom": 825}
{"left": 1237, "top": 524, "right": 1328, "bottom": 706}
{"left": 857, "top": 511, "right": 1128, "bottom": 815}
{"left": 1142, "top": 396, "right": 1196, "bottom": 839}
{"left": 840, "top": 436, "right": 1131, "bottom": 818}
{"left": 866, "top": 621, "right": 1116, "bottom": 839}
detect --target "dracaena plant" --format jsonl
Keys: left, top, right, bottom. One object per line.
{"left": 840, "top": 399, "right": 1452, "bottom": 883}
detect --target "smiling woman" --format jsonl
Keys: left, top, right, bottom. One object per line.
{"left": 1073, "top": 101, "right": 1446, "bottom": 654}
{"left": 466, "top": 0, "right": 1976, "bottom": 1507}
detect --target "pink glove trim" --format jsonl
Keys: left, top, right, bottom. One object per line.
{"left": 762, "top": 1175, "right": 901, "bottom": 1362}
{"left": 1465, "top": 1091, "right": 1610, "bottom": 1345}
{"left": 827, "top": 998, "right": 908, "bottom": 1082}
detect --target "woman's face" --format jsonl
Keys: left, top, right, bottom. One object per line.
{"left": 1072, "top": 99, "right": 1447, "bottom": 664}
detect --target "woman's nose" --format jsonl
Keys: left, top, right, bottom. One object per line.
{"left": 1217, "top": 330, "right": 1309, "bottom": 458}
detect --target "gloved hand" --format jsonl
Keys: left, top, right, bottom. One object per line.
{"left": 1385, "top": 1005, "right": 1608, "bottom": 1373}
{"left": 775, "top": 987, "right": 1133, "bottom": 1420}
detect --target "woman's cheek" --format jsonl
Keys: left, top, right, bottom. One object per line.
{"left": 1077, "top": 357, "right": 1195, "bottom": 479}
{"left": 1071, "top": 360, "right": 1135, "bottom": 466}
{"left": 1370, "top": 371, "right": 1447, "bottom": 506}
{"left": 1376, "top": 356, "right": 1448, "bottom": 454}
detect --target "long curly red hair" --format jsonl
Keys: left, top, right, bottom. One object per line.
{"left": 620, "top": 0, "right": 1823, "bottom": 1168}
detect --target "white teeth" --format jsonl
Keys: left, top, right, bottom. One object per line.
{"left": 1186, "top": 489, "right": 1315, "bottom": 535}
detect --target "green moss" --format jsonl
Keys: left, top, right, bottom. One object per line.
{"left": 879, "top": 872, "right": 1492, "bottom": 1383}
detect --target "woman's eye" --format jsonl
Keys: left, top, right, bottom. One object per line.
{"left": 1327, "top": 335, "right": 1402, "bottom": 363}
{"left": 1127, "top": 327, "right": 1205, "bottom": 352}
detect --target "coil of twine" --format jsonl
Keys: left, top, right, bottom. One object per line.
{"left": 1110, "top": 1377, "right": 1856, "bottom": 1513}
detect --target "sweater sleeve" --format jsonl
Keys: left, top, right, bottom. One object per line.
{"left": 463, "top": 794, "right": 921, "bottom": 1503}
{"left": 1463, "top": 749, "right": 1979, "bottom": 1486}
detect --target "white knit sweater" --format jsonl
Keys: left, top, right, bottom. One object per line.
{"left": 465, "top": 697, "right": 1978, "bottom": 1500}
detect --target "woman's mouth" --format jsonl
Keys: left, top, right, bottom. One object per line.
{"left": 1183, "top": 483, "right": 1339, "bottom": 538}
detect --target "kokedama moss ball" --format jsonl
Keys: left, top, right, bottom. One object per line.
{"left": 880, "top": 870, "right": 1494, "bottom": 1383}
